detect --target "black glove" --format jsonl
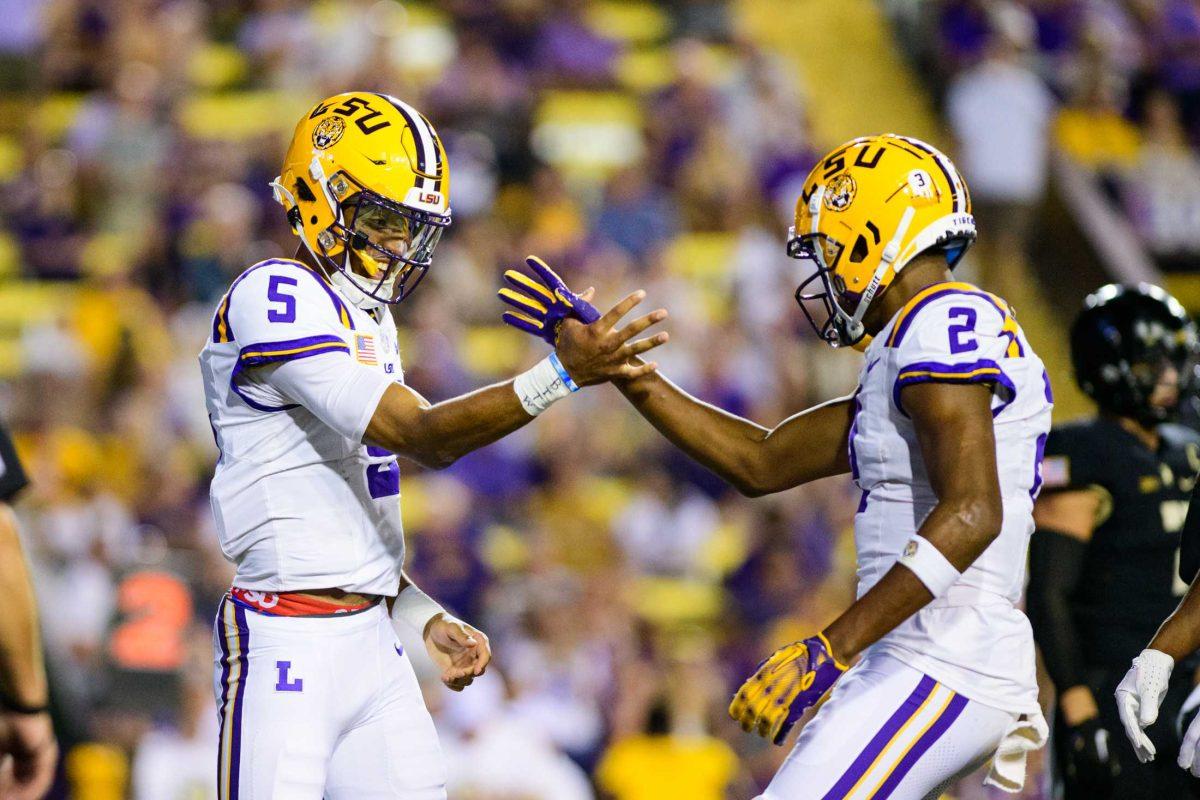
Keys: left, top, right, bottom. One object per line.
{"left": 1063, "top": 716, "right": 1120, "bottom": 798}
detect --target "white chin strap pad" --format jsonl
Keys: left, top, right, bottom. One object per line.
{"left": 331, "top": 268, "right": 388, "bottom": 310}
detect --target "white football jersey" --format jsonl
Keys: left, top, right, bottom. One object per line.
{"left": 199, "top": 258, "right": 405, "bottom": 595}
{"left": 850, "top": 281, "right": 1053, "bottom": 712}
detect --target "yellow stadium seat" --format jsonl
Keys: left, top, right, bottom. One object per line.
{"left": 187, "top": 43, "right": 248, "bottom": 91}
{"left": 0, "top": 135, "right": 21, "bottom": 184}
{"left": 65, "top": 742, "right": 129, "bottom": 800}
{"left": 585, "top": 1, "right": 671, "bottom": 45}
{"left": 629, "top": 576, "right": 724, "bottom": 625}
{"left": 459, "top": 325, "right": 531, "bottom": 377}
{"left": 531, "top": 91, "right": 644, "bottom": 181}
{"left": 179, "top": 91, "right": 310, "bottom": 141}
{"left": 616, "top": 47, "right": 675, "bottom": 93}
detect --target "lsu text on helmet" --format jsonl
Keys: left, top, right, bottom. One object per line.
{"left": 1070, "top": 283, "right": 1200, "bottom": 426}
{"left": 789, "top": 134, "right": 976, "bottom": 347}
{"left": 271, "top": 92, "right": 451, "bottom": 308}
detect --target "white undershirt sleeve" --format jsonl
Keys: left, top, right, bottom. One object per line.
{"left": 257, "top": 354, "right": 395, "bottom": 442}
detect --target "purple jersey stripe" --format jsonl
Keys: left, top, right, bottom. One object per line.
{"left": 891, "top": 360, "right": 1016, "bottom": 418}
{"left": 887, "top": 288, "right": 1007, "bottom": 348}
{"left": 821, "top": 675, "right": 938, "bottom": 799}
{"left": 238, "top": 335, "right": 350, "bottom": 366}
{"left": 227, "top": 602, "right": 250, "bottom": 800}
{"left": 873, "top": 692, "right": 969, "bottom": 799}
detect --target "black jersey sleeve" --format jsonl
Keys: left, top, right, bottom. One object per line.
{"left": 1027, "top": 527, "right": 1091, "bottom": 693}
{"left": 1040, "top": 424, "right": 1102, "bottom": 494}
{"left": 0, "top": 422, "right": 29, "bottom": 503}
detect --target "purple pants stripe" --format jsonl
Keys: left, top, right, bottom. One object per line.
{"left": 228, "top": 602, "right": 250, "bottom": 800}
{"left": 821, "top": 674, "right": 938, "bottom": 799}
{"left": 215, "top": 598, "right": 232, "bottom": 796}
{"left": 216, "top": 597, "right": 250, "bottom": 800}
{"left": 873, "top": 692, "right": 969, "bottom": 798}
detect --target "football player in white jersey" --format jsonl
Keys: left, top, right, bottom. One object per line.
{"left": 501, "top": 134, "right": 1053, "bottom": 799}
{"left": 199, "top": 93, "right": 669, "bottom": 800}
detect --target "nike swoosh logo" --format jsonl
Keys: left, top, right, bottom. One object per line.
{"left": 394, "top": 644, "right": 404, "bottom": 657}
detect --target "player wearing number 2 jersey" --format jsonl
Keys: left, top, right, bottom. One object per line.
{"left": 199, "top": 93, "right": 669, "bottom": 799}
{"left": 502, "top": 134, "right": 1053, "bottom": 798}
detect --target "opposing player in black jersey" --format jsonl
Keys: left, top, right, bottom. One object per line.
{"left": 1027, "top": 284, "right": 1200, "bottom": 799}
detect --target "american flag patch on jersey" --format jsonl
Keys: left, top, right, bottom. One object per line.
{"left": 355, "top": 334, "right": 377, "bottom": 366}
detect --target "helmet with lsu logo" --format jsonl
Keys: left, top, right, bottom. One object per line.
{"left": 271, "top": 92, "right": 451, "bottom": 308}
{"left": 1070, "top": 283, "right": 1200, "bottom": 426}
{"left": 788, "top": 134, "right": 976, "bottom": 347}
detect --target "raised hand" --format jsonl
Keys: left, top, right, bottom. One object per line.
{"left": 554, "top": 289, "right": 669, "bottom": 386}
{"left": 499, "top": 256, "right": 601, "bottom": 346}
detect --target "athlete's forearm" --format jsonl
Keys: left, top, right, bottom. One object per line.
{"left": 366, "top": 381, "right": 533, "bottom": 470}
{"left": 1026, "top": 528, "right": 1092, "bottom": 698}
{"left": 0, "top": 506, "right": 48, "bottom": 708}
{"left": 1148, "top": 576, "right": 1200, "bottom": 661}
{"left": 616, "top": 370, "right": 852, "bottom": 496}
{"left": 822, "top": 496, "right": 1000, "bottom": 660}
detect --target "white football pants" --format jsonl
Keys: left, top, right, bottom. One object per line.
{"left": 212, "top": 595, "right": 447, "bottom": 799}
{"left": 757, "top": 652, "right": 1016, "bottom": 800}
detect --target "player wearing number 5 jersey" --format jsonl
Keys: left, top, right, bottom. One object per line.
{"left": 199, "top": 93, "right": 668, "bottom": 800}
{"left": 502, "top": 134, "right": 1053, "bottom": 798}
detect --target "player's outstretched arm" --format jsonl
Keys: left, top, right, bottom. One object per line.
{"left": 365, "top": 290, "right": 668, "bottom": 469}
{"left": 0, "top": 504, "right": 57, "bottom": 800}
{"left": 614, "top": 369, "right": 854, "bottom": 496}
{"left": 497, "top": 255, "right": 851, "bottom": 495}
{"left": 1114, "top": 479, "right": 1200, "bottom": 768}
{"left": 821, "top": 380, "right": 1002, "bottom": 661}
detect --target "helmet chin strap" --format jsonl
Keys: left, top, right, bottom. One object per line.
{"left": 810, "top": 177, "right": 916, "bottom": 346}
{"left": 270, "top": 167, "right": 391, "bottom": 311}
{"left": 330, "top": 267, "right": 390, "bottom": 310}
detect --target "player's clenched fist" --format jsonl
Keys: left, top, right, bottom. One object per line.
{"left": 424, "top": 614, "right": 492, "bottom": 692}
{"left": 729, "top": 633, "right": 848, "bottom": 745}
{"left": 0, "top": 709, "right": 56, "bottom": 800}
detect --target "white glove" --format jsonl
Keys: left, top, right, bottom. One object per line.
{"left": 1114, "top": 648, "right": 1175, "bottom": 762}
{"left": 1177, "top": 683, "right": 1200, "bottom": 776}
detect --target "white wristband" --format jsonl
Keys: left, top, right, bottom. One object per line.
{"left": 898, "top": 536, "right": 961, "bottom": 597}
{"left": 391, "top": 583, "right": 445, "bottom": 635}
{"left": 513, "top": 352, "right": 579, "bottom": 417}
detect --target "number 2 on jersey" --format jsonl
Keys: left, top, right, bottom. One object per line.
{"left": 268, "top": 275, "right": 298, "bottom": 323}
{"left": 947, "top": 306, "right": 978, "bottom": 354}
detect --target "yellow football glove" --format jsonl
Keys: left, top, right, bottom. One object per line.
{"left": 729, "top": 632, "right": 848, "bottom": 745}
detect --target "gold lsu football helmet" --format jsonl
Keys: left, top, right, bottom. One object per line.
{"left": 271, "top": 92, "right": 451, "bottom": 307}
{"left": 789, "top": 134, "right": 976, "bottom": 347}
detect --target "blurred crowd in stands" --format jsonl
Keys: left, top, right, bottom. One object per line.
{"left": 12, "top": 0, "right": 1197, "bottom": 797}
{"left": 895, "top": 0, "right": 1200, "bottom": 270}
{"left": 0, "top": 0, "right": 864, "bottom": 797}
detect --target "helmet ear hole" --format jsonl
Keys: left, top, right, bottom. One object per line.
{"left": 849, "top": 234, "right": 870, "bottom": 263}
{"left": 294, "top": 178, "right": 316, "bottom": 203}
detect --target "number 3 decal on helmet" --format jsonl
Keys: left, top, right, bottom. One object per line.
{"left": 789, "top": 134, "right": 976, "bottom": 348}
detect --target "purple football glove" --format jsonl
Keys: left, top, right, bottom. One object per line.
{"left": 729, "top": 633, "right": 848, "bottom": 745}
{"left": 499, "top": 256, "right": 601, "bottom": 347}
